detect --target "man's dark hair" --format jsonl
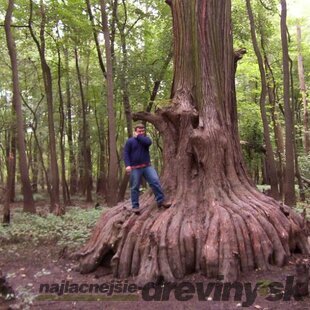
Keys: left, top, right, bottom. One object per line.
{"left": 134, "top": 124, "right": 145, "bottom": 131}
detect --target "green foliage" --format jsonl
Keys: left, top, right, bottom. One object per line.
{"left": 0, "top": 0, "right": 309, "bottom": 197}
{"left": 299, "top": 154, "right": 310, "bottom": 179}
{"left": 295, "top": 201, "right": 310, "bottom": 218}
{"left": 0, "top": 207, "right": 105, "bottom": 249}
{"left": 237, "top": 99, "right": 263, "bottom": 180}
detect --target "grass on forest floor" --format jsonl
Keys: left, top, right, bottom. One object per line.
{"left": 0, "top": 188, "right": 309, "bottom": 249}
{"left": 0, "top": 205, "right": 106, "bottom": 251}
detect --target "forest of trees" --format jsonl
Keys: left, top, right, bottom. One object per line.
{"left": 0, "top": 0, "right": 309, "bottom": 221}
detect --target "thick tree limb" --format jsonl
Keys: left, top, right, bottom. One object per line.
{"left": 234, "top": 48, "right": 247, "bottom": 72}
{"left": 234, "top": 48, "right": 247, "bottom": 62}
{"left": 132, "top": 111, "right": 164, "bottom": 131}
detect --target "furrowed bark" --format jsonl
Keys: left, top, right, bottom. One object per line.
{"left": 76, "top": 0, "right": 309, "bottom": 284}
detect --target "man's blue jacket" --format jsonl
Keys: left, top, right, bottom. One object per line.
{"left": 123, "top": 135, "right": 152, "bottom": 167}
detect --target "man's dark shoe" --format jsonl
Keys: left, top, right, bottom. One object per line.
{"left": 132, "top": 208, "right": 141, "bottom": 215}
{"left": 158, "top": 200, "right": 171, "bottom": 209}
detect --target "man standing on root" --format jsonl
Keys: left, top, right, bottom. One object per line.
{"left": 124, "top": 123, "right": 171, "bottom": 214}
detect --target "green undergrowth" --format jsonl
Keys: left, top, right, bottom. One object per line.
{"left": 295, "top": 201, "right": 310, "bottom": 219}
{"left": 257, "top": 185, "right": 310, "bottom": 218}
{"left": 0, "top": 206, "right": 106, "bottom": 250}
{"left": 0, "top": 197, "right": 308, "bottom": 252}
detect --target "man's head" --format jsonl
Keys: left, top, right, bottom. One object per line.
{"left": 134, "top": 124, "right": 145, "bottom": 136}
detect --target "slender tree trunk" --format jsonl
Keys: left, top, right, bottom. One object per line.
{"left": 100, "top": 0, "right": 118, "bottom": 206}
{"left": 263, "top": 51, "right": 285, "bottom": 197}
{"left": 294, "top": 147, "right": 305, "bottom": 201}
{"left": 0, "top": 158, "right": 3, "bottom": 186}
{"left": 245, "top": 0, "right": 279, "bottom": 199}
{"left": 289, "top": 58, "right": 306, "bottom": 202}
{"left": 116, "top": 0, "right": 133, "bottom": 138}
{"left": 84, "top": 50, "right": 94, "bottom": 202}
{"left": 268, "top": 86, "right": 285, "bottom": 196}
{"left": 95, "top": 107, "right": 107, "bottom": 197}
{"left": 39, "top": 168, "right": 45, "bottom": 191}
{"left": 146, "top": 50, "right": 173, "bottom": 113}
{"left": 86, "top": 0, "right": 115, "bottom": 201}
{"left": 2, "top": 120, "right": 16, "bottom": 224}
{"left": 23, "top": 98, "right": 54, "bottom": 207}
{"left": 5, "top": 0, "right": 35, "bottom": 213}
{"left": 74, "top": 47, "right": 92, "bottom": 202}
{"left": 115, "top": 0, "right": 133, "bottom": 202}
{"left": 280, "top": 0, "right": 296, "bottom": 206}
{"left": 110, "top": 0, "right": 118, "bottom": 71}
{"left": 296, "top": 25, "right": 310, "bottom": 154}
{"left": 77, "top": 0, "right": 309, "bottom": 285}
{"left": 8, "top": 129, "right": 16, "bottom": 202}
{"left": 77, "top": 129, "right": 84, "bottom": 194}
{"left": 57, "top": 42, "right": 71, "bottom": 207}
{"left": 31, "top": 139, "right": 39, "bottom": 193}
{"left": 85, "top": 0, "right": 107, "bottom": 77}
{"left": 64, "top": 48, "right": 78, "bottom": 195}
{"left": 3, "top": 153, "right": 14, "bottom": 225}
{"left": 97, "top": 146, "right": 107, "bottom": 197}
{"left": 29, "top": 0, "right": 60, "bottom": 211}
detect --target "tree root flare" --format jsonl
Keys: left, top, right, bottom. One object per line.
{"left": 76, "top": 192, "right": 310, "bottom": 284}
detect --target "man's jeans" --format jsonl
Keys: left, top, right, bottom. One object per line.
{"left": 130, "top": 166, "right": 164, "bottom": 209}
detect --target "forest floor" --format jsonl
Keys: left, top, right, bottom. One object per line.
{"left": 0, "top": 200, "right": 310, "bottom": 310}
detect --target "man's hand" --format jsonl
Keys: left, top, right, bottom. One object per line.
{"left": 133, "top": 131, "right": 138, "bottom": 138}
{"left": 125, "top": 166, "right": 132, "bottom": 174}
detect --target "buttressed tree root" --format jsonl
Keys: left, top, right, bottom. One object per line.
{"left": 76, "top": 108, "right": 310, "bottom": 285}
{"left": 76, "top": 0, "right": 310, "bottom": 285}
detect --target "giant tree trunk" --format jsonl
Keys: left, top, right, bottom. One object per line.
{"left": 77, "top": 0, "right": 309, "bottom": 284}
